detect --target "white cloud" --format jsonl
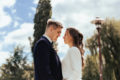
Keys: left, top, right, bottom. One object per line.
{"left": 0, "top": 0, "right": 16, "bottom": 7}
{"left": 12, "top": 9, "right": 16, "bottom": 14}
{"left": 33, "top": 0, "right": 39, "bottom": 4}
{"left": 14, "top": 16, "right": 22, "bottom": 21}
{"left": 0, "top": 42, "right": 2, "bottom": 51}
{"left": 0, "top": 51, "right": 10, "bottom": 66}
{"left": 51, "top": 0, "right": 120, "bottom": 56}
{"left": 0, "top": 22, "right": 34, "bottom": 65}
{"left": 51, "top": 0, "right": 65, "bottom": 7}
{"left": 13, "top": 21, "right": 19, "bottom": 28}
{"left": 0, "top": 31, "right": 6, "bottom": 35}
{"left": 0, "top": 0, "right": 16, "bottom": 28}
{"left": 0, "top": 10, "right": 12, "bottom": 28}
{"left": 28, "top": 13, "right": 32, "bottom": 17}
{"left": 31, "top": 7, "right": 36, "bottom": 12}
{"left": 3, "top": 23, "right": 34, "bottom": 53}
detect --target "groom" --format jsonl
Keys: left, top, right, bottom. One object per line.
{"left": 33, "top": 19, "right": 63, "bottom": 80}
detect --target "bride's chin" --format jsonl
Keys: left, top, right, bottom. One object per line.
{"left": 63, "top": 41, "right": 66, "bottom": 44}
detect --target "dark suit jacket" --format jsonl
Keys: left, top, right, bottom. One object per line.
{"left": 33, "top": 36, "right": 63, "bottom": 80}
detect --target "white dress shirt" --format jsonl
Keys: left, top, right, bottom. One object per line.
{"left": 62, "top": 46, "right": 82, "bottom": 80}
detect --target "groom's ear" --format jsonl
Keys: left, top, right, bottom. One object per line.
{"left": 49, "top": 25, "right": 54, "bottom": 32}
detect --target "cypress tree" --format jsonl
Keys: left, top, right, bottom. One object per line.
{"left": 32, "top": 0, "right": 52, "bottom": 52}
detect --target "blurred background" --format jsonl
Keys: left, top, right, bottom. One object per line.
{"left": 0, "top": 0, "right": 120, "bottom": 80}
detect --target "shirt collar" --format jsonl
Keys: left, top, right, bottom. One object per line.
{"left": 43, "top": 34, "right": 52, "bottom": 43}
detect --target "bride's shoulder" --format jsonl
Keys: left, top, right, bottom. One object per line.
{"left": 67, "top": 47, "right": 81, "bottom": 57}
{"left": 70, "top": 46, "right": 79, "bottom": 50}
{"left": 68, "top": 46, "right": 79, "bottom": 52}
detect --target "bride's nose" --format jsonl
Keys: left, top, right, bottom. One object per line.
{"left": 63, "top": 36, "right": 65, "bottom": 39}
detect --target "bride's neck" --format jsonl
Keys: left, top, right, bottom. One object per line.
{"left": 68, "top": 42, "right": 74, "bottom": 48}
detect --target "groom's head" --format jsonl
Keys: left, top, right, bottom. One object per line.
{"left": 45, "top": 19, "right": 63, "bottom": 42}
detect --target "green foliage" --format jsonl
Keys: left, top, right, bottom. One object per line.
{"left": 32, "top": 0, "right": 52, "bottom": 52}
{"left": 86, "top": 34, "right": 98, "bottom": 56}
{"left": 85, "top": 18, "right": 120, "bottom": 80}
{"left": 82, "top": 55, "right": 99, "bottom": 80}
{"left": 0, "top": 46, "right": 34, "bottom": 80}
{"left": 102, "top": 64, "right": 116, "bottom": 80}
{"left": 101, "top": 19, "right": 120, "bottom": 80}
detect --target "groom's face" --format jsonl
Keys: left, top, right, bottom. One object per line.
{"left": 51, "top": 27, "right": 62, "bottom": 42}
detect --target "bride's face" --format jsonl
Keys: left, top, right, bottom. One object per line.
{"left": 63, "top": 30, "right": 73, "bottom": 44}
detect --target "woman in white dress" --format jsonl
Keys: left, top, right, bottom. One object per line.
{"left": 62, "top": 27, "right": 84, "bottom": 80}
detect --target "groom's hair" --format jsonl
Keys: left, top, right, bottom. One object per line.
{"left": 46, "top": 19, "right": 63, "bottom": 29}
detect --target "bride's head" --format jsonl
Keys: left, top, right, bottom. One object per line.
{"left": 63, "top": 27, "right": 85, "bottom": 67}
{"left": 63, "top": 27, "right": 83, "bottom": 47}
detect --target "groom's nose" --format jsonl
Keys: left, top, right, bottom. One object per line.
{"left": 57, "top": 34, "right": 60, "bottom": 37}
{"left": 57, "top": 32, "right": 61, "bottom": 36}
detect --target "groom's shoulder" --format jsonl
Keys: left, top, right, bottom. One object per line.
{"left": 36, "top": 37, "right": 47, "bottom": 45}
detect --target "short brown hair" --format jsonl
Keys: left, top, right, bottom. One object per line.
{"left": 46, "top": 19, "right": 63, "bottom": 28}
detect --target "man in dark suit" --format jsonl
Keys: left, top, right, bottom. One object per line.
{"left": 33, "top": 19, "right": 63, "bottom": 80}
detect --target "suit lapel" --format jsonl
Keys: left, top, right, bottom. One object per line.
{"left": 41, "top": 36, "right": 52, "bottom": 46}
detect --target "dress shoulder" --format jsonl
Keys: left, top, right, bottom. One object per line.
{"left": 68, "top": 46, "right": 80, "bottom": 54}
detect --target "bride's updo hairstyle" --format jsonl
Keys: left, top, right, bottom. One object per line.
{"left": 66, "top": 27, "right": 84, "bottom": 67}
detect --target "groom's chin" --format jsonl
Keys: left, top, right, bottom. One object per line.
{"left": 53, "top": 39, "right": 57, "bottom": 42}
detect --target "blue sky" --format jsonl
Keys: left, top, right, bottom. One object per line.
{"left": 0, "top": 0, "right": 120, "bottom": 66}
{"left": 0, "top": 0, "right": 36, "bottom": 65}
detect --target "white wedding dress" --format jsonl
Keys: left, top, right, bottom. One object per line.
{"left": 62, "top": 46, "right": 82, "bottom": 80}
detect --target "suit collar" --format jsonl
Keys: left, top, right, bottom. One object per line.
{"left": 41, "top": 36, "right": 52, "bottom": 45}
{"left": 43, "top": 34, "right": 52, "bottom": 43}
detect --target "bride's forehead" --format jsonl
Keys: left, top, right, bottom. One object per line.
{"left": 65, "top": 30, "right": 68, "bottom": 33}
{"left": 65, "top": 30, "right": 70, "bottom": 35}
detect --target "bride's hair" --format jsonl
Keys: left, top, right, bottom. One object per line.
{"left": 67, "top": 27, "right": 84, "bottom": 67}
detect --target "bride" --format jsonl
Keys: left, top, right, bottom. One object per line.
{"left": 62, "top": 27, "right": 84, "bottom": 80}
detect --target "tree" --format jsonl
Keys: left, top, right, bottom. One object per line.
{"left": 0, "top": 46, "right": 34, "bottom": 80}
{"left": 82, "top": 55, "right": 99, "bottom": 80}
{"left": 23, "top": 64, "right": 34, "bottom": 80}
{"left": 86, "top": 18, "right": 120, "bottom": 80}
{"left": 101, "top": 19, "right": 120, "bottom": 80}
{"left": 32, "top": 0, "right": 52, "bottom": 52}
